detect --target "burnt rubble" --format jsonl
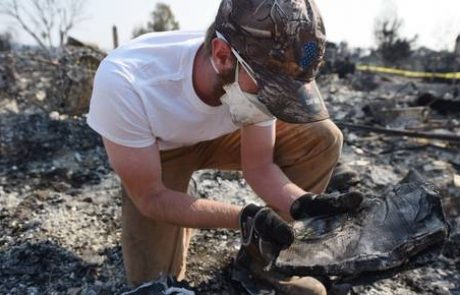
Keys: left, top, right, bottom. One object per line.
{"left": 0, "top": 46, "right": 104, "bottom": 116}
{"left": 0, "top": 47, "right": 459, "bottom": 295}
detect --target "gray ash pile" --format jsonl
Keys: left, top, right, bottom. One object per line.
{"left": 0, "top": 46, "right": 104, "bottom": 116}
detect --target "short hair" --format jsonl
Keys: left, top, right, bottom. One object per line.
{"left": 204, "top": 21, "right": 217, "bottom": 56}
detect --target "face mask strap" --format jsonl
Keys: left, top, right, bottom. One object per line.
{"left": 234, "top": 62, "right": 240, "bottom": 83}
{"left": 215, "top": 31, "right": 258, "bottom": 85}
{"left": 210, "top": 57, "right": 242, "bottom": 88}
{"left": 209, "top": 57, "right": 220, "bottom": 74}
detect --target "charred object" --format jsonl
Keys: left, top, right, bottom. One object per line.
{"left": 233, "top": 171, "right": 450, "bottom": 294}
{"left": 416, "top": 92, "right": 460, "bottom": 116}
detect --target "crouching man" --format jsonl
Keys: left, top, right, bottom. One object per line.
{"left": 87, "top": 0, "right": 361, "bottom": 294}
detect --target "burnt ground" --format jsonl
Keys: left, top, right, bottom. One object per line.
{"left": 0, "top": 50, "right": 460, "bottom": 294}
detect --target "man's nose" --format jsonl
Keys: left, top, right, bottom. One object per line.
{"left": 239, "top": 68, "right": 259, "bottom": 94}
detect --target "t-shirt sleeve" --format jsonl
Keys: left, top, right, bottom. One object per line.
{"left": 87, "top": 60, "right": 156, "bottom": 148}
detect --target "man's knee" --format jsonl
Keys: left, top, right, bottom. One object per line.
{"left": 318, "top": 119, "right": 343, "bottom": 158}
{"left": 275, "top": 119, "right": 343, "bottom": 167}
{"left": 304, "top": 119, "right": 343, "bottom": 160}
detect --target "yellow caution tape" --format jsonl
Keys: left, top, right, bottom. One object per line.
{"left": 356, "top": 65, "right": 460, "bottom": 80}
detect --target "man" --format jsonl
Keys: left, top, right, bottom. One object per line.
{"left": 88, "top": 0, "right": 362, "bottom": 293}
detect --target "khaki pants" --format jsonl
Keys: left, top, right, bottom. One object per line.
{"left": 121, "top": 119, "right": 343, "bottom": 286}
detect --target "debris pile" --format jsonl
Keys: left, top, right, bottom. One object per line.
{"left": 0, "top": 47, "right": 459, "bottom": 294}
{"left": 0, "top": 46, "right": 104, "bottom": 116}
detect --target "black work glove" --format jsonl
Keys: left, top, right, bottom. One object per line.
{"left": 290, "top": 191, "right": 364, "bottom": 220}
{"left": 239, "top": 204, "right": 295, "bottom": 270}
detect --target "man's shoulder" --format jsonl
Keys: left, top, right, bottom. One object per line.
{"left": 106, "top": 31, "right": 204, "bottom": 64}
{"left": 100, "top": 31, "right": 204, "bottom": 83}
{"left": 127, "top": 30, "right": 205, "bottom": 46}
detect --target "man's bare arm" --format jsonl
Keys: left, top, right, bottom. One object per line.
{"left": 103, "top": 138, "right": 240, "bottom": 229}
{"left": 240, "top": 124, "right": 306, "bottom": 215}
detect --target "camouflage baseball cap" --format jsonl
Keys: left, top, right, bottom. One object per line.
{"left": 214, "top": 0, "right": 329, "bottom": 123}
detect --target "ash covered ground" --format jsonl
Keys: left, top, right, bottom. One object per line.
{"left": 0, "top": 48, "right": 459, "bottom": 294}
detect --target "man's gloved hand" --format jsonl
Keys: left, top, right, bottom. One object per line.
{"left": 290, "top": 191, "right": 364, "bottom": 220}
{"left": 239, "top": 204, "right": 295, "bottom": 270}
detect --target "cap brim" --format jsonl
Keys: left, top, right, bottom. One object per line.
{"left": 253, "top": 68, "right": 329, "bottom": 124}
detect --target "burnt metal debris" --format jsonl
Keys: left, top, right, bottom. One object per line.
{"left": 337, "top": 122, "right": 460, "bottom": 144}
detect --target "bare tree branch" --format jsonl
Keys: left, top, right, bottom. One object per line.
{"left": 0, "top": 0, "right": 88, "bottom": 50}
{"left": 0, "top": 0, "right": 48, "bottom": 49}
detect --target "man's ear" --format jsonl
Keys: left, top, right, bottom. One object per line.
{"left": 211, "top": 38, "right": 235, "bottom": 72}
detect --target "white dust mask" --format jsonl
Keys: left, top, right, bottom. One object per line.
{"left": 210, "top": 58, "right": 275, "bottom": 127}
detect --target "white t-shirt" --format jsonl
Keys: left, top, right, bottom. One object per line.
{"left": 87, "top": 31, "right": 274, "bottom": 150}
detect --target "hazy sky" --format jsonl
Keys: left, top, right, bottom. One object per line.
{"left": 1, "top": 0, "right": 460, "bottom": 51}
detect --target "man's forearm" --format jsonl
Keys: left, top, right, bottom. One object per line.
{"left": 129, "top": 187, "right": 241, "bottom": 229}
{"left": 243, "top": 163, "right": 305, "bottom": 214}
